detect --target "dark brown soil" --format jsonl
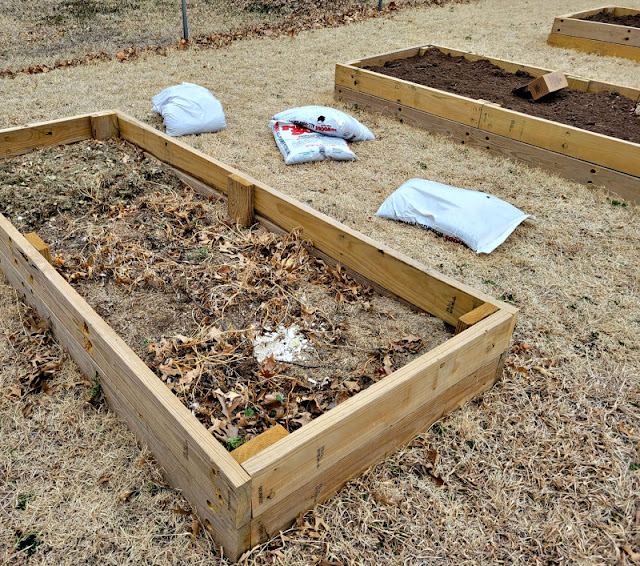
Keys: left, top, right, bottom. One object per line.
{"left": 1, "top": 139, "right": 451, "bottom": 450}
{"left": 365, "top": 49, "right": 640, "bottom": 144}
{"left": 583, "top": 11, "right": 640, "bottom": 28}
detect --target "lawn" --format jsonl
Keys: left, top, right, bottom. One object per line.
{"left": 1, "top": 0, "right": 639, "bottom": 564}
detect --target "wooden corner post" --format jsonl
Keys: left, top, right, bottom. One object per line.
{"left": 227, "top": 174, "right": 255, "bottom": 227}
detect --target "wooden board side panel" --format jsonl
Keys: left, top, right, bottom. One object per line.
{"left": 118, "top": 113, "right": 501, "bottom": 325}
{"left": 547, "top": 32, "right": 640, "bottom": 61}
{"left": 0, "top": 114, "right": 94, "bottom": 159}
{"left": 612, "top": 7, "right": 640, "bottom": 16}
{"left": 250, "top": 353, "right": 504, "bottom": 543}
{"left": 552, "top": 16, "right": 640, "bottom": 47}
{"left": 335, "top": 86, "right": 640, "bottom": 204}
{"left": 0, "top": 215, "right": 252, "bottom": 555}
{"left": 243, "top": 311, "right": 516, "bottom": 519}
{"left": 478, "top": 103, "right": 640, "bottom": 178}
{"left": 353, "top": 45, "right": 427, "bottom": 67}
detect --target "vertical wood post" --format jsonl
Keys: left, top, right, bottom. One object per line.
{"left": 227, "top": 174, "right": 255, "bottom": 227}
{"left": 90, "top": 112, "right": 120, "bottom": 141}
{"left": 24, "top": 232, "right": 52, "bottom": 264}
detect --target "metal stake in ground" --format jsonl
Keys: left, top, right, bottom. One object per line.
{"left": 181, "top": 0, "right": 189, "bottom": 40}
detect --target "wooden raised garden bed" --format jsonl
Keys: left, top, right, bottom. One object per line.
{"left": 547, "top": 6, "right": 640, "bottom": 61}
{"left": 0, "top": 111, "right": 518, "bottom": 560}
{"left": 334, "top": 44, "right": 640, "bottom": 204}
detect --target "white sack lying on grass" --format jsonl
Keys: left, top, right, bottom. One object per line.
{"left": 152, "top": 83, "right": 226, "bottom": 137}
{"left": 376, "top": 178, "right": 533, "bottom": 254}
{"left": 271, "top": 120, "right": 358, "bottom": 165}
{"left": 272, "top": 106, "right": 374, "bottom": 142}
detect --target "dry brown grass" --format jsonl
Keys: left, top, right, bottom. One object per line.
{"left": 1, "top": 0, "right": 640, "bottom": 564}
{"left": 0, "top": 0, "right": 449, "bottom": 73}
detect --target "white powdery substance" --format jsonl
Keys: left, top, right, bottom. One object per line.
{"left": 252, "top": 325, "right": 311, "bottom": 363}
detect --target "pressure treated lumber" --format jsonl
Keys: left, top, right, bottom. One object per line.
{"left": 0, "top": 112, "right": 520, "bottom": 560}
{"left": 0, "top": 114, "right": 93, "bottom": 159}
{"left": 548, "top": 6, "right": 640, "bottom": 61}
{"left": 0, "top": 215, "right": 252, "bottom": 560}
{"left": 455, "top": 302, "right": 500, "bottom": 334}
{"left": 243, "top": 310, "right": 515, "bottom": 541}
{"left": 335, "top": 45, "right": 640, "bottom": 203}
{"left": 249, "top": 354, "right": 504, "bottom": 543}
{"left": 24, "top": 232, "right": 52, "bottom": 264}
{"left": 227, "top": 174, "right": 255, "bottom": 227}
{"left": 335, "top": 86, "right": 640, "bottom": 204}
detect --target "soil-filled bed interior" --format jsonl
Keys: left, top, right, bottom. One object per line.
{"left": 0, "top": 138, "right": 451, "bottom": 451}
{"left": 364, "top": 48, "right": 640, "bottom": 144}
{"left": 582, "top": 11, "right": 640, "bottom": 28}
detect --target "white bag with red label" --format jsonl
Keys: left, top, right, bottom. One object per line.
{"left": 271, "top": 106, "right": 374, "bottom": 142}
{"left": 270, "top": 120, "right": 358, "bottom": 165}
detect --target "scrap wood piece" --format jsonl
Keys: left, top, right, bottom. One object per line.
{"left": 24, "top": 232, "right": 52, "bottom": 264}
{"left": 455, "top": 302, "right": 499, "bottom": 335}
{"left": 513, "top": 71, "right": 568, "bottom": 101}
{"left": 231, "top": 424, "right": 289, "bottom": 464}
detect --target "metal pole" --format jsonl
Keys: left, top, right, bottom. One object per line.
{"left": 181, "top": 0, "right": 189, "bottom": 40}
{"left": 378, "top": 0, "right": 383, "bottom": 9}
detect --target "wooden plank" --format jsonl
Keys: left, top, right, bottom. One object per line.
{"left": 551, "top": 16, "right": 640, "bottom": 47}
{"left": 232, "top": 425, "right": 289, "bottom": 465}
{"left": 612, "top": 7, "right": 640, "bottom": 16}
{"left": 335, "top": 63, "right": 483, "bottom": 128}
{"left": 477, "top": 102, "right": 640, "bottom": 178}
{"left": 335, "top": 85, "right": 640, "bottom": 204}
{"left": 0, "top": 215, "right": 252, "bottom": 558}
{"left": 455, "top": 302, "right": 499, "bottom": 334}
{"left": 227, "top": 174, "right": 255, "bottom": 227}
{"left": 118, "top": 113, "right": 506, "bottom": 325}
{"left": 243, "top": 309, "right": 516, "bottom": 529}
{"left": 548, "top": 32, "right": 640, "bottom": 61}
{"left": 24, "top": 232, "right": 51, "bottom": 264}
{"left": 351, "top": 44, "right": 427, "bottom": 67}
{"left": 250, "top": 352, "right": 504, "bottom": 543}
{"left": 90, "top": 111, "right": 120, "bottom": 140}
{"left": 0, "top": 114, "right": 93, "bottom": 159}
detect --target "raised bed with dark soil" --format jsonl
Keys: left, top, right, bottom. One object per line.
{"left": 583, "top": 11, "right": 640, "bottom": 28}
{"left": 364, "top": 48, "right": 640, "bottom": 144}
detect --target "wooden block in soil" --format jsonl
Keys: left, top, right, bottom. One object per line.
{"left": 24, "top": 232, "right": 52, "bottom": 264}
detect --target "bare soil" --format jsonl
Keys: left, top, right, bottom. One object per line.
{"left": 1, "top": 139, "right": 450, "bottom": 449}
{"left": 365, "top": 48, "right": 640, "bottom": 143}
{"left": 583, "top": 11, "right": 640, "bottom": 28}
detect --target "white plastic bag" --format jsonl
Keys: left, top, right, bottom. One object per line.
{"left": 271, "top": 120, "right": 358, "bottom": 165}
{"left": 376, "top": 178, "right": 533, "bottom": 254}
{"left": 152, "top": 83, "right": 226, "bottom": 137}
{"left": 271, "top": 106, "right": 374, "bottom": 142}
